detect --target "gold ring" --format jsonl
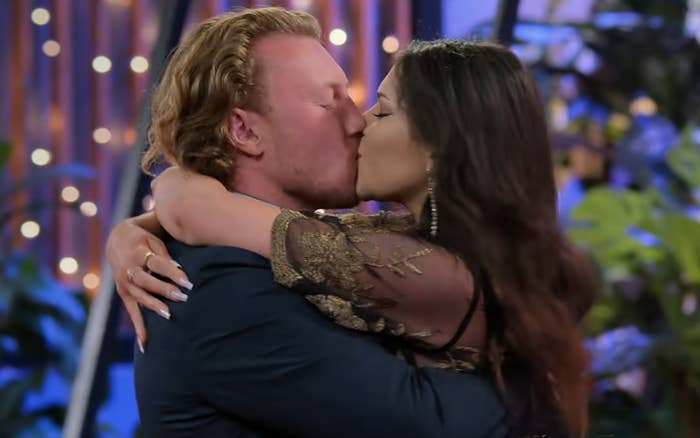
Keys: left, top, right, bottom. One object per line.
{"left": 143, "top": 251, "right": 156, "bottom": 268}
{"left": 126, "top": 267, "right": 138, "bottom": 282}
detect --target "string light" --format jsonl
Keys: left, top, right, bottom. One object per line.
{"left": 31, "top": 148, "right": 52, "bottom": 166}
{"left": 329, "top": 28, "right": 347, "bottom": 46}
{"left": 61, "top": 186, "right": 80, "bottom": 203}
{"left": 31, "top": 8, "right": 51, "bottom": 26}
{"left": 59, "top": 257, "right": 79, "bottom": 275}
{"left": 42, "top": 40, "right": 61, "bottom": 57}
{"left": 20, "top": 221, "right": 41, "bottom": 239}
{"left": 83, "top": 273, "right": 100, "bottom": 290}
{"left": 130, "top": 56, "right": 149, "bottom": 73}
{"left": 93, "top": 127, "right": 112, "bottom": 144}
{"left": 80, "top": 201, "right": 98, "bottom": 217}
{"left": 382, "top": 36, "right": 400, "bottom": 54}
{"left": 92, "top": 55, "right": 112, "bottom": 73}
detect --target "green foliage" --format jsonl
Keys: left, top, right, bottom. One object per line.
{"left": 569, "top": 128, "right": 700, "bottom": 435}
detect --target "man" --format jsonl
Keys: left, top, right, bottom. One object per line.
{"left": 107, "top": 8, "right": 508, "bottom": 437}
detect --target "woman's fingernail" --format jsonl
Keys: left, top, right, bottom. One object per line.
{"left": 178, "top": 278, "right": 193, "bottom": 290}
{"left": 159, "top": 309, "right": 171, "bottom": 320}
{"left": 171, "top": 290, "right": 189, "bottom": 302}
{"left": 137, "top": 338, "right": 145, "bottom": 354}
{"left": 170, "top": 259, "right": 183, "bottom": 269}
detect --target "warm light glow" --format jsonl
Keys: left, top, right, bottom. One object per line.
{"left": 92, "top": 55, "right": 112, "bottom": 73}
{"left": 20, "top": 221, "right": 41, "bottom": 239}
{"left": 609, "top": 112, "right": 631, "bottom": 131}
{"left": 61, "top": 186, "right": 80, "bottom": 203}
{"left": 130, "top": 55, "right": 149, "bottom": 73}
{"left": 348, "top": 83, "right": 367, "bottom": 106}
{"left": 630, "top": 96, "right": 658, "bottom": 116}
{"left": 329, "top": 28, "right": 347, "bottom": 46}
{"left": 31, "top": 8, "right": 51, "bottom": 26}
{"left": 80, "top": 201, "right": 98, "bottom": 217}
{"left": 59, "top": 257, "right": 79, "bottom": 275}
{"left": 83, "top": 273, "right": 100, "bottom": 290}
{"left": 382, "top": 36, "right": 400, "bottom": 54}
{"left": 124, "top": 127, "right": 137, "bottom": 145}
{"left": 31, "top": 148, "right": 52, "bottom": 166}
{"left": 42, "top": 40, "right": 61, "bottom": 57}
{"left": 93, "top": 127, "right": 112, "bottom": 144}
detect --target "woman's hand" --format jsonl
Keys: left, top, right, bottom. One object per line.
{"left": 106, "top": 213, "right": 192, "bottom": 351}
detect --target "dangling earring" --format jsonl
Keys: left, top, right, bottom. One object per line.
{"left": 427, "top": 167, "right": 438, "bottom": 237}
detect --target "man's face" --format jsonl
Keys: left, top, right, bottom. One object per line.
{"left": 254, "top": 34, "right": 364, "bottom": 209}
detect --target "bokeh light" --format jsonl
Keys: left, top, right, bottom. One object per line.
{"left": 59, "top": 257, "right": 79, "bottom": 275}
{"left": 329, "top": 28, "right": 347, "bottom": 46}
{"left": 382, "top": 36, "right": 400, "bottom": 54}
{"left": 20, "top": 221, "right": 41, "bottom": 239}
{"left": 92, "top": 55, "right": 112, "bottom": 73}
{"left": 61, "top": 186, "right": 80, "bottom": 203}
{"left": 31, "top": 8, "right": 51, "bottom": 26}
{"left": 42, "top": 40, "right": 61, "bottom": 57}
{"left": 130, "top": 55, "right": 149, "bottom": 73}
{"left": 31, "top": 148, "right": 52, "bottom": 166}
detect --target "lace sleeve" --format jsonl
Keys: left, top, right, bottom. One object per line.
{"left": 270, "top": 209, "right": 480, "bottom": 350}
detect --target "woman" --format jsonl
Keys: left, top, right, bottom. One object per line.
{"left": 110, "top": 40, "right": 595, "bottom": 436}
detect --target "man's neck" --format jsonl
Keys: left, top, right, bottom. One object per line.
{"left": 231, "top": 170, "right": 317, "bottom": 211}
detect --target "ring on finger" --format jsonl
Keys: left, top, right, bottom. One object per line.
{"left": 143, "top": 251, "right": 156, "bottom": 269}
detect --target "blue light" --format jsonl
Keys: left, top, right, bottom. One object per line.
{"left": 593, "top": 12, "right": 643, "bottom": 29}
{"left": 626, "top": 226, "right": 661, "bottom": 247}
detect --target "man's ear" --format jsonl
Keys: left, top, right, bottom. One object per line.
{"left": 228, "top": 108, "right": 265, "bottom": 157}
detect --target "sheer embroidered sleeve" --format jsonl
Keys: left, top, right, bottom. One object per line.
{"left": 270, "top": 209, "right": 482, "bottom": 353}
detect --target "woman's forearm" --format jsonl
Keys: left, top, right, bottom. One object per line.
{"left": 160, "top": 176, "right": 279, "bottom": 258}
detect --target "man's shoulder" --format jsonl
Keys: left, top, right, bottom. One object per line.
{"left": 164, "top": 239, "right": 314, "bottom": 317}
{"left": 166, "top": 238, "right": 270, "bottom": 267}
{"left": 166, "top": 239, "right": 273, "bottom": 282}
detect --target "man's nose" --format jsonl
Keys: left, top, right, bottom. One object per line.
{"left": 343, "top": 97, "right": 366, "bottom": 136}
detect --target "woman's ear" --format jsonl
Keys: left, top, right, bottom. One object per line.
{"left": 228, "top": 108, "right": 264, "bottom": 157}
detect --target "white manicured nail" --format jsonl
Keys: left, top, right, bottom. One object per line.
{"left": 171, "top": 290, "right": 188, "bottom": 302}
{"left": 178, "top": 278, "right": 193, "bottom": 290}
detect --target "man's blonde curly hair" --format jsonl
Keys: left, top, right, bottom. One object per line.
{"left": 142, "top": 7, "right": 321, "bottom": 187}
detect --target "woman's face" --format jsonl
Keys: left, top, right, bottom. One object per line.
{"left": 356, "top": 67, "right": 432, "bottom": 209}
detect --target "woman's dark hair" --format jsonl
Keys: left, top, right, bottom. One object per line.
{"left": 396, "top": 40, "right": 596, "bottom": 435}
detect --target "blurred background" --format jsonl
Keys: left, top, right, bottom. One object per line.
{"left": 1, "top": 0, "right": 700, "bottom": 436}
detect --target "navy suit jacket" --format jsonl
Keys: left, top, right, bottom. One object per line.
{"left": 134, "top": 241, "right": 509, "bottom": 437}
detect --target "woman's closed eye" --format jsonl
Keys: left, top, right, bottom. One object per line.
{"left": 373, "top": 112, "right": 391, "bottom": 118}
